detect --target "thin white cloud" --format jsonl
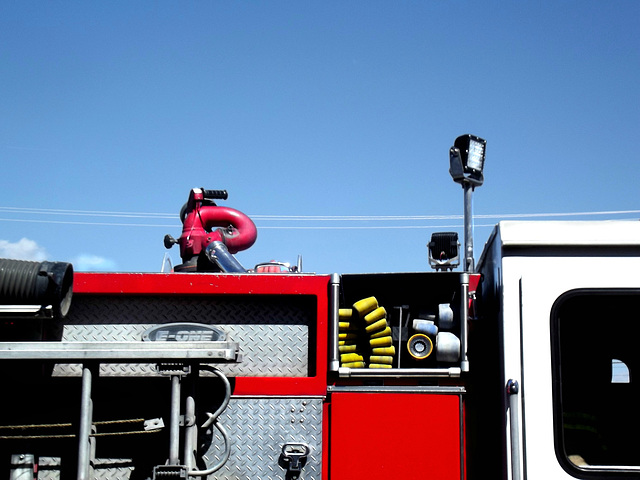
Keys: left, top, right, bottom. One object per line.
{"left": 0, "top": 238, "right": 48, "bottom": 261}
{"left": 73, "top": 254, "right": 118, "bottom": 272}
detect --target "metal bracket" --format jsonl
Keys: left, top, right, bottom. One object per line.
{"left": 157, "top": 364, "right": 191, "bottom": 376}
{"left": 144, "top": 417, "right": 165, "bottom": 431}
{"left": 152, "top": 465, "right": 188, "bottom": 479}
{"left": 279, "top": 443, "right": 310, "bottom": 480}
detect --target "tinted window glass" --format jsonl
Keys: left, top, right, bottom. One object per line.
{"left": 553, "top": 291, "right": 640, "bottom": 471}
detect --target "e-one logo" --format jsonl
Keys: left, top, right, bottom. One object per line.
{"left": 156, "top": 329, "right": 215, "bottom": 342}
{"left": 142, "top": 323, "right": 226, "bottom": 342}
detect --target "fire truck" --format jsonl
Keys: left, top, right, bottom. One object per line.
{"left": 1, "top": 135, "right": 639, "bottom": 479}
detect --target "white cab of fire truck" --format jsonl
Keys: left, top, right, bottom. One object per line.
{"left": 472, "top": 220, "right": 640, "bottom": 480}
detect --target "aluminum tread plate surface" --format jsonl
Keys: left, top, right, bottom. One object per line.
{"left": 203, "top": 397, "right": 323, "bottom": 480}
{"left": 35, "top": 458, "right": 134, "bottom": 480}
{"left": 51, "top": 295, "right": 314, "bottom": 377}
{"left": 31, "top": 398, "right": 323, "bottom": 480}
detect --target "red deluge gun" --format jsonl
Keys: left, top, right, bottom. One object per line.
{"left": 164, "top": 188, "right": 257, "bottom": 273}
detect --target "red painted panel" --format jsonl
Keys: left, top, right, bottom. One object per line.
{"left": 73, "top": 272, "right": 330, "bottom": 396}
{"left": 74, "top": 272, "right": 330, "bottom": 296}
{"left": 329, "top": 393, "right": 462, "bottom": 480}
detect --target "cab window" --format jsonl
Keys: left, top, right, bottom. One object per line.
{"left": 552, "top": 290, "right": 640, "bottom": 474}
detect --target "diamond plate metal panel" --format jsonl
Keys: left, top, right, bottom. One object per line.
{"left": 53, "top": 324, "right": 307, "bottom": 377}
{"left": 30, "top": 398, "right": 322, "bottom": 480}
{"left": 62, "top": 295, "right": 314, "bottom": 327}
{"left": 36, "top": 457, "right": 61, "bottom": 480}
{"left": 35, "top": 457, "right": 135, "bottom": 480}
{"left": 203, "top": 397, "right": 323, "bottom": 480}
{"left": 92, "top": 458, "right": 135, "bottom": 480}
{"left": 52, "top": 295, "right": 314, "bottom": 377}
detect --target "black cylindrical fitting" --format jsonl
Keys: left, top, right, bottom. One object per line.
{"left": 0, "top": 258, "right": 74, "bottom": 318}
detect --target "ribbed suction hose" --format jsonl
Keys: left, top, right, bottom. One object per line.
{"left": 0, "top": 258, "right": 74, "bottom": 318}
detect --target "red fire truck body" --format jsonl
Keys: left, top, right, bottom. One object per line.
{"left": 2, "top": 192, "right": 640, "bottom": 479}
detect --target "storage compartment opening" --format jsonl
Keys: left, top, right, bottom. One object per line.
{"left": 336, "top": 272, "right": 468, "bottom": 375}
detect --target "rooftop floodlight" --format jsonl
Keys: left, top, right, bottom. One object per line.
{"left": 448, "top": 134, "right": 487, "bottom": 272}
{"left": 449, "top": 134, "right": 487, "bottom": 187}
{"left": 428, "top": 232, "right": 460, "bottom": 271}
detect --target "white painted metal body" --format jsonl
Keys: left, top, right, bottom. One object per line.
{"left": 476, "top": 220, "right": 640, "bottom": 480}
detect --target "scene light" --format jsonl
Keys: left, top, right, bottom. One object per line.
{"left": 428, "top": 232, "right": 460, "bottom": 271}
{"left": 449, "top": 134, "right": 487, "bottom": 187}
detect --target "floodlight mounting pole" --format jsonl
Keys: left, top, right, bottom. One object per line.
{"left": 463, "top": 183, "right": 474, "bottom": 272}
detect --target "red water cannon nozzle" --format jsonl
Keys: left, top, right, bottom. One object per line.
{"left": 165, "top": 188, "right": 257, "bottom": 272}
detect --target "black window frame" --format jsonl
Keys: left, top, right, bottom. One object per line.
{"left": 551, "top": 288, "right": 640, "bottom": 479}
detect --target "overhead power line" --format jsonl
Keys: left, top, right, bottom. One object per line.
{"left": 0, "top": 217, "right": 176, "bottom": 228}
{"left": 0, "top": 217, "right": 490, "bottom": 230}
{"left": 0, "top": 206, "right": 638, "bottom": 230}
{"left": 0, "top": 206, "right": 174, "bottom": 219}
{"left": 2, "top": 206, "right": 640, "bottom": 220}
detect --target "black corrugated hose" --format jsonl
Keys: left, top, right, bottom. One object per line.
{"left": 0, "top": 258, "right": 73, "bottom": 318}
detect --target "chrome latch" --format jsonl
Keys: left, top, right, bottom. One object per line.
{"left": 279, "top": 443, "right": 310, "bottom": 480}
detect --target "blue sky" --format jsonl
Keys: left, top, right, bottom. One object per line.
{"left": 1, "top": 1, "right": 639, "bottom": 274}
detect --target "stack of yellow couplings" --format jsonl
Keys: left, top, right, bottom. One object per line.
{"left": 338, "top": 308, "right": 365, "bottom": 367}
{"left": 341, "top": 296, "right": 396, "bottom": 369}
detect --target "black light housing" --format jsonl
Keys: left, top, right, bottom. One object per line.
{"left": 449, "top": 134, "right": 487, "bottom": 187}
{"left": 428, "top": 232, "right": 460, "bottom": 271}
